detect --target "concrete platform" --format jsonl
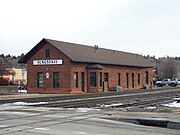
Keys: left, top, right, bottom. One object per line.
{"left": 103, "top": 111, "right": 180, "bottom": 130}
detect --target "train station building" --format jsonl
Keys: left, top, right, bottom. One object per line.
{"left": 19, "top": 38, "right": 153, "bottom": 94}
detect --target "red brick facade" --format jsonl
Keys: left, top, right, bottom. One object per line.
{"left": 26, "top": 43, "right": 153, "bottom": 94}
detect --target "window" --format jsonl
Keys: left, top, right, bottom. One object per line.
{"left": 74, "top": 72, "right": 78, "bottom": 88}
{"left": 37, "top": 72, "right": 43, "bottom": 87}
{"left": 90, "top": 72, "right": 96, "bottom": 87}
{"left": 132, "top": 73, "right": 134, "bottom": 88}
{"left": 126, "top": 73, "right": 129, "bottom": 88}
{"left": 118, "top": 73, "right": 121, "bottom": 86}
{"left": 138, "top": 73, "right": 140, "bottom": 85}
{"left": 45, "top": 49, "right": 50, "bottom": 58}
{"left": 81, "top": 72, "right": 85, "bottom": 92}
{"left": 104, "top": 73, "right": 109, "bottom": 81}
{"left": 99, "top": 72, "right": 102, "bottom": 87}
{"left": 145, "top": 71, "right": 149, "bottom": 84}
{"left": 53, "top": 72, "right": 59, "bottom": 88}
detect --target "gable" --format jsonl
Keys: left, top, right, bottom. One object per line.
{"left": 18, "top": 39, "right": 72, "bottom": 63}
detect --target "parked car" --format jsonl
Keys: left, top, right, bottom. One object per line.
{"left": 156, "top": 79, "right": 178, "bottom": 87}
{"left": 177, "top": 79, "right": 180, "bottom": 85}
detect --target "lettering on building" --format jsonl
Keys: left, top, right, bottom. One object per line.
{"left": 33, "top": 60, "right": 63, "bottom": 65}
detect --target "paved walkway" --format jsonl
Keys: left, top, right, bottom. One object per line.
{"left": 103, "top": 111, "right": 180, "bottom": 129}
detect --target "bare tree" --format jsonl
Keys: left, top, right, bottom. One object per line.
{"left": 0, "top": 58, "right": 12, "bottom": 77}
{"left": 158, "top": 57, "right": 177, "bottom": 80}
{"left": 0, "top": 59, "right": 6, "bottom": 76}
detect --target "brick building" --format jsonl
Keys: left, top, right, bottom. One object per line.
{"left": 19, "top": 38, "right": 153, "bottom": 94}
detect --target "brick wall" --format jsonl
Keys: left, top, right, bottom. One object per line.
{"left": 26, "top": 43, "right": 153, "bottom": 94}
{"left": 103, "top": 65, "right": 153, "bottom": 90}
{"left": 71, "top": 63, "right": 153, "bottom": 92}
{"left": 27, "top": 43, "right": 72, "bottom": 93}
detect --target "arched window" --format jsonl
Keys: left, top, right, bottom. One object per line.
{"left": 145, "top": 71, "right": 149, "bottom": 84}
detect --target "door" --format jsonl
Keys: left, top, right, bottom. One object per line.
{"left": 103, "top": 73, "right": 109, "bottom": 92}
{"left": 81, "top": 72, "right": 85, "bottom": 92}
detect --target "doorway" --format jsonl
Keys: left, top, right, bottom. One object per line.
{"left": 145, "top": 71, "right": 149, "bottom": 84}
{"left": 103, "top": 73, "right": 109, "bottom": 92}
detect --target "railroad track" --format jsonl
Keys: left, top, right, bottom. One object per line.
{"left": 0, "top": 88, "right": 179, "bottom": 110}
{"left": 110, "top": 97, "right": 175, "bottom": 108}
{"left": 0, "top": 87, "right": 179, "bottom": 105}
{"left": 0, "top": 110, "right": 104, "bottom": 135}
{"left": 29, "top": 89, "right": 180, "bottom": 108}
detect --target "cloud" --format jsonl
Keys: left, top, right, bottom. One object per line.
{"left": 0, "top": 0, "right": 180, "bottom": 57}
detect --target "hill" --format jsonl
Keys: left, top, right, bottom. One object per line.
{"left": 0, "top": 54, "right": 25, "bottom": 68}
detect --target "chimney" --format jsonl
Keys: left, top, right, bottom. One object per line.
{"left": 94, "top": 45, "right": 98, "bottom": 52}
{"left": 113, "top": 50, "right": 115, "bottom": 56}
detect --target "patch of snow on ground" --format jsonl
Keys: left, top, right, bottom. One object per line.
{"left": 72, "top": 131, "right": 87, "bottom": 134}
{"left": 76, "top": 108, "right": 100, "bottom": 112}
{"left": 0, "top": 111, "right": 28, "bottom": 115}
{"left": 174, "top": 97, "right": 180, "bottom": 100}
{"left": 18, "top": 90, "right": 27, "bottom": 93}
{"left": 35, "top": 128, "right": 49, "bottom": 131}
{"left": 146, "top": 107, "right": 156, "bottom": 109}
{"left": 0, "top": 125, "right": 9, "bottom": 128}
{"left": 100, "top": 103, "right": 123, "bottom": 108}
{"left": 162, "top": 101, "right": 180, "bottom": 108}
{"left": 12, "top": 102, "right": 48, "bottom": 106}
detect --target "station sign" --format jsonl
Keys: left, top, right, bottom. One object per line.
{"left": 33, "top": 59, "right": 62, "bottom": 65}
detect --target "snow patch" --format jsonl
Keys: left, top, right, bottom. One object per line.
{"left": 35, "top": 128, "right": 49, "bottom": 131}
{"left": 11, "top": 102, "right": 48, "bottom": 106}
{"left": 162, "top": 101, "right": 180, "bottom": 108}
{"left": 76, "top": 108, "right": 100, "bottom": 112}
{"left": 0, "top": 125, "right": 9, "bottom": 127}
{"left": 100, "top": 103, "right": 123, "bottom": 108}
{"left": 146, "top": 107, "right": 156, "bottom": 109}
{"left": 174, "top": 97, "right": 180, "bottom": 100}
{"left": 73, "top": 131, "right": 87, "bottom": 134}
{"left": 0, "top": 111, "right": 27, "bottom": 115}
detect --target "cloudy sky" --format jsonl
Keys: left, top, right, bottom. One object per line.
{"left": 0, "top": 0, "right": 180, "bottom": 58}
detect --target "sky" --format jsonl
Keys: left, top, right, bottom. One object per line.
{"left": 0, "top": 0, "right": 180, "bottom": 58}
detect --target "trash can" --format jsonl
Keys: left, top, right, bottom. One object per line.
{"left": 143, "top": 85, "right": 149, "bottom": 90}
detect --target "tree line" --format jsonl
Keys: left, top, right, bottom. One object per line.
{"left": 0, "top": 53, "right": 25, "bottom": 77}
{"left": 0, "top": 53, "right": 180, "bottom": 80}
{"left": 155, "top": 56, "right": 178, "bottom": 80}
{"left": 0, "top": 53, "right": 24, "bottom": 59}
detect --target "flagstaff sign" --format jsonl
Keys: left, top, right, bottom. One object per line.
{"left": 33, "top": 59, "right": 62, "bottom": 65}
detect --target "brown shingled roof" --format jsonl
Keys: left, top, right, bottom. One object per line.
{"left": 19, "top": 38, "right": 153, "bottom": 68}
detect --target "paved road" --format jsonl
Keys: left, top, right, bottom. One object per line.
{"left": 0, "top": 104, "right": 179, "bottom": 135}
